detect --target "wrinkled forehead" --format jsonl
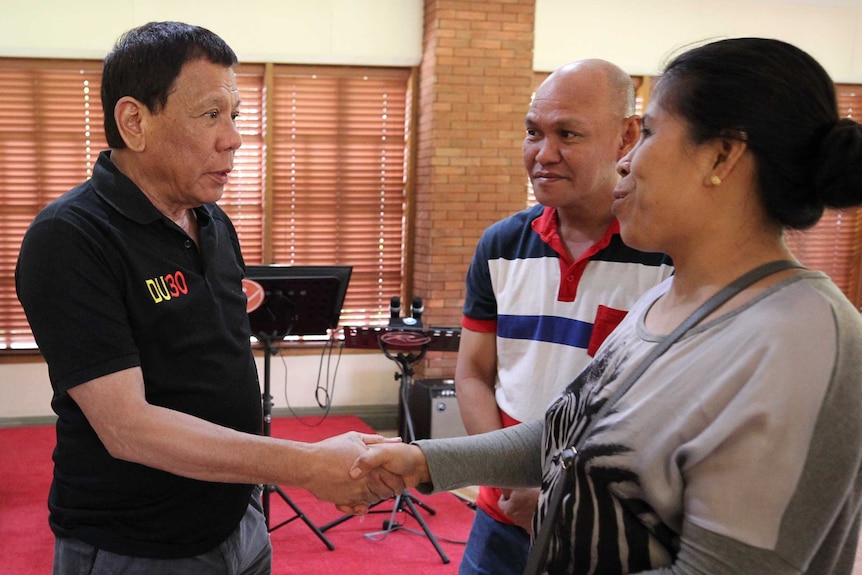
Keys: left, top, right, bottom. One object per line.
{"left": 168, "top": 60, "right": 240, "bottom": 106}
{"left": 527, "top": 95, "right": 582, "bottom": 124}
{"left": 526, "top": 88, "right": 615, "bottom": 129}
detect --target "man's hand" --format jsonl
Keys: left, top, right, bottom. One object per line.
{"left": 336, "top": 442, "right": 430, "bottom": 514}
{"left": 302, "top": 432, "right": 402, "bottom": 513}
{"left": 498, "top": 487, "right": 539, "bottom": 533}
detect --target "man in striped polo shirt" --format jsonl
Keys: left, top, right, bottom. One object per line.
{"left": 455, "top": 59, "right": 673, "bottom": 575}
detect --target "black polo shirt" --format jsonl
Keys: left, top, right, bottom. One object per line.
{"left": 16, "top": 150, "right": 262, "bottom": 558}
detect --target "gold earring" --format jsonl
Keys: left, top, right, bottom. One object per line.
{"left": 710, "top": 175, "right": 722, "bottom": 186}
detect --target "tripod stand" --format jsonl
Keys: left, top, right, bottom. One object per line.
{"left": 321, "top": 330, "right": 451, "bottom": 564}
{"left": 259, "top": 334, "right": 335, "bottom": 550}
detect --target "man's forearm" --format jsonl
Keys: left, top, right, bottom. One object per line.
{"left": 456, "top": 377, "right": 503, "bottom": 434}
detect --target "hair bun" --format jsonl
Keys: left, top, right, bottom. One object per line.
{"left": 814, "top": 117, "right": 862, "bottom": 209}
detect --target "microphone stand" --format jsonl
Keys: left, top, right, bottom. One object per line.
{"left": 320, "top": 328, "right": 453, "bottom": 564}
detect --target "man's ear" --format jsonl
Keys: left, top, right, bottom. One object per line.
{"left": 707, "top": 136, "right": 748, "bottom": 186}
{"left": 114, "top": 97, "right": 147, "bottom": 152}
{"left": 618, "top": 115, "right": 641, "bottom": 159}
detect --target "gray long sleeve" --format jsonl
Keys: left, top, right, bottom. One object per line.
{"left": 412, "top": 419, "right": 544, "bottom": 494}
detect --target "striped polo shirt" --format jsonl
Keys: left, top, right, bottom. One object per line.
{"left": 462, "top": 203, "right": 673, "bottom": 423}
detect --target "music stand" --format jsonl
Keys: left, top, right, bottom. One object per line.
{"left": 321, "top": 325, "right": 462, "bottom": 564}
{"left": 244, "top": 265, "right": 352, "bottom": 550}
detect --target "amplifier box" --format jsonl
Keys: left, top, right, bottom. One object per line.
{"left": 403, "top": 378, "right": 468, "bottom": 440}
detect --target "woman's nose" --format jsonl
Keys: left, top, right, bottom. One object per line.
{"left": 616, "top": 154, "right": 631, "bottom": 177}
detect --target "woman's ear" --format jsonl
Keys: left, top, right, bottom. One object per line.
{"left": 114, "top": 97, "right": 147, "bottom": 152}
{"left": 706, "top": 136, "right": 748, "bottom": 187}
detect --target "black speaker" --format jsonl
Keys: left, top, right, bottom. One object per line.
{"left": 404, "top": 378, "right": 468, "bottom": 440}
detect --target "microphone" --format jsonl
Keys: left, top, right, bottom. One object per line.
{"left": 389, "top": 296, "right": 402, "bottom": 326}
{"left": 410, "top": 297, "right": 424, "bottom": 327}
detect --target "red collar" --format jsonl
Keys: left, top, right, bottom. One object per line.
{"left": 531, "top": 206, "right": 618, "bottom": 265}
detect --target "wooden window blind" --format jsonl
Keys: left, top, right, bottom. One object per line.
{"left": 221, "top": 64, "right": 267, "bottom": 266}
{"left": 0, "top": 59, "right": 410, "bottom": 350}
{"left": 268, "top": 66, "right": 409, "bottom": 325}
{"left": 0, "top": 59, "right": 107, "bottom": 349}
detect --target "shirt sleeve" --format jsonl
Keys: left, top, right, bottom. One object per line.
{"left": 16, "top": 215, "right": 140, "bottom": 392}
{"left": 462, "top": 228, "right": 498, "bottom": 322}
{"left": 678, "top": 292, "right": 838, "bottom": 551}
{"left": 414, "top": 419, "right": 544, "bottom": 493}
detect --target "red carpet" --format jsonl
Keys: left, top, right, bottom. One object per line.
{"left": 0, "top": 416, "right": 473, "bottom": 574}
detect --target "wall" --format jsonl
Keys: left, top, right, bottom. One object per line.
{"left": 0, "top": 352, "right": 398, "bottom": 425}
{"left": 534, "top": 0, "right": 862, "bottom": 82}
{"left": 2, "top": 0, "right": 862, "bottom": 421}
{"left": 411, "top": 0, "right": 536, "bottom": 379}
{"left": 4, "top": 0, "right": 861, "bottom": 79}
{"left": 1, "top": 0, "right": 425, "bottom": 65}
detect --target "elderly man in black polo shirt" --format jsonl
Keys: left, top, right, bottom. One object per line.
{"left": 15, "top": 21, "right": 395, "bottom": 575}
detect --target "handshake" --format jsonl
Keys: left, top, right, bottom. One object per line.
{"left": 299, "top": 432, "right": 431, "bottom": 515}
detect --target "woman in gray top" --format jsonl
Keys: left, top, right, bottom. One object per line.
{"left": 350, "top": 37, "right": 862, "bottom": 575}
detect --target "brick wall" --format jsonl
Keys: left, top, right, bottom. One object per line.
{"left": 412, "top": 0, "right": 536, "bottom": 378}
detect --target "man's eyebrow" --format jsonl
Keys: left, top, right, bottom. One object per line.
{"left": 199, "top": 91, "right": 241, "bottom": 109}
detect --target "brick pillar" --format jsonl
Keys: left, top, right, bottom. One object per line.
{"left": 413, "top": 0, "right": 536, "bottom": 378}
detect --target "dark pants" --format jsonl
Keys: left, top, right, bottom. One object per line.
{"left": 459, "top": 507, "right": 531, "bottom": 575}
{"left": 53, "top": 497, "right": 272, "bottom": 575}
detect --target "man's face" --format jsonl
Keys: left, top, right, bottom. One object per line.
{"left": 522, "top": 72, "right": 626, "bottom": 210}
{"left": 141, "top": 58, "right": 242, "bottom": 211}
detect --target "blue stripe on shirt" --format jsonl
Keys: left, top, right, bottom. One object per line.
{"left": 498, "top": 314, "right": 592, "bottom": 348}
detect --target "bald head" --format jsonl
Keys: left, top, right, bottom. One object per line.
{"left": 523, "top": 58, "right": 641, "bottom": 213}
{"left": 535, "top": 59, "right": 636, "bottom": 119}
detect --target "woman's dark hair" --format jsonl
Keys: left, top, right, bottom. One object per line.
{"left": 101, "top": 21, "right": 238, "bottom": 149}
{"left": 655, "top": 37, "right": 862, "bottom": 229}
